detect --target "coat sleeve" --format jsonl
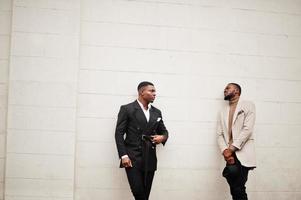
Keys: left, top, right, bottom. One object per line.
{"left": 217, "top": 111, "right": 228, "bottom": 153}
{"left": 232, "top": 102, "right": 256, "bottom": 150}
{"left": 115, "top": 105, "right": 128, "bottom": 158}
{"left": 156, "top": 111, "right": 169, "bottom": 145}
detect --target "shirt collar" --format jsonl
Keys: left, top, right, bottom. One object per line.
{"left": 137, "top": 99, "right": 151, "bottom": 111}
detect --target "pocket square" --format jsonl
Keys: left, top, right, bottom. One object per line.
{"left": 157, "top": 117, "right": 161, "bottom": 122}
{"left": 237, "top": 110, "right": 244, "bottom": 115}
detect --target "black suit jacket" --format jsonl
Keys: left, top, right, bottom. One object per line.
{"left": 115, "top": 100, "right": 168, "bottom": 171}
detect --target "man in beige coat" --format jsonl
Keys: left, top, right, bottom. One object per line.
{"left": 217, "top": 83, "right": 256, "bottom": 200}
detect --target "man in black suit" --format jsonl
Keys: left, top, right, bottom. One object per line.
{"left": 115, "top": 81, "right": 168, "bottom": 200}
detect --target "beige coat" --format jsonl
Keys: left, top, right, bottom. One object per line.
{"left": 217, "top": 99, "right": 256, "bottom": 167}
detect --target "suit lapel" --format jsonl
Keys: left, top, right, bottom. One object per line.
{"left": 133, "top": 100, "right": 148, "bottom": 130}
{"left": 146, "top": 107, "right": 156, "bottom": 129}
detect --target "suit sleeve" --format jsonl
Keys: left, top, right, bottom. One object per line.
{"left": 115, "top": 105, "right": 128, "bottom": 158}
{"left": 156, "top": 111, "right": 169, "bottom": 145}
{"left": 232, "top": 102, "right": 256, "bottom": 150}
{"left": 217, "top": 112, "right": 228, "bottom": 153}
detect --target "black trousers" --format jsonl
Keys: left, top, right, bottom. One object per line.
{"left": 125, "top": 167, "right": 155, "bottom": 200}
{"left": 222, "top": 155, "right": 252, "bottom": 200}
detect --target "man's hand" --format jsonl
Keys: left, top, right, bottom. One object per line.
{"left": 226, "top": 156, "right": 235, "bottom": 165}
{"left": 121, "top": 157, "right": 132, "bottom": 168}
{"left": 223, "top": 149, "right": 232, "bottom": 159}
{"left": 223, "top": 148, "right": 235, "bottom": 165}
{"left": 151, "top": 135, "right": 166, "bottom": 144}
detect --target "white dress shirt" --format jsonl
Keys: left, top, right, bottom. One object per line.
{"left": 137, "top": 99, "right": 151, "bottom": 122}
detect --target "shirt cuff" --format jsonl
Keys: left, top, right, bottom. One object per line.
{"left": 229, "top": 145, "right": 238, "bottom": 152}
{"left": 121, "top": 155, "right": 129, "bottom": 159}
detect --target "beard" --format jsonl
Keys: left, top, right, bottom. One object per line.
{"left": 224, "top": 93, "right": 234, "bottom": 101}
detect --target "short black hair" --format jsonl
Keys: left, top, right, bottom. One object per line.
{"left": 137, "top": 81, "right": 154, "bottom": 91}
{"left": 229, "top": 83, "right": 241, "bottom": 95}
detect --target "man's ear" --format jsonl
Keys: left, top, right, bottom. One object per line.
{"left": 138, "top": 88, "right": 144, "bottom": 96}
{"left": 234, "top": 88, "right": 239, "bottom": 95}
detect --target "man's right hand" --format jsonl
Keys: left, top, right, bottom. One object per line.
{"left": 121, "top": 157, "right": 132, "bottom": 168}
{"left": 223, "top": 149, "right": 235, "bottom": 165}
{"left": 223, "top": 149, "right": 232, "bottom": 160}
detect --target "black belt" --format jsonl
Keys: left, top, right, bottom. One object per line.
{"left": 141, "top": 135, "right": 154, "bottom": 142}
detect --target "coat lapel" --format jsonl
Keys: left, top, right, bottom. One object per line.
{"left": 133, "top": 100, "right": 148, "bottom": 129}
{"left": 146, "top": 107, "right": 157, "bottom": 129}
{"left": 232, "top": 100, "right": 242, "bottom": 125}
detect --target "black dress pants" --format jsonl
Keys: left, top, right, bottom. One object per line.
{"left": 222, "top": 155, "right": 252, "bottom": 200}
{"left": 125, "top": 167, "right": 155, "bottom": 200}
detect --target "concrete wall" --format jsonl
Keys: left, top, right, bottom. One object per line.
{"left": 4, "top": 0, "right": 80, "bottom": 199}
{"left": 1, "top": 0, "right": 301, "bottom": 199}
{"left": 0, "top": 0, "right": 12, "bottom": 199}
